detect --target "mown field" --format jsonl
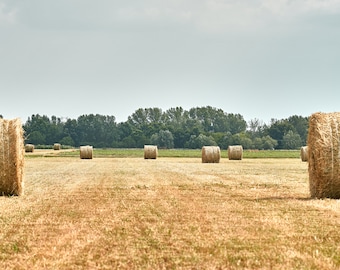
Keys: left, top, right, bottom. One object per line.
{"left": 1, "top": 149, "right": 340, "bottom": 269}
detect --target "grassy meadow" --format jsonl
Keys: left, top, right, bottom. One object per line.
{"left": 0, "top": 149, "right": 339, "bottom": 269}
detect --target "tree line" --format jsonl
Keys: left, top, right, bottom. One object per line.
{"left": 22, "top": 106, "right": 309, "bottom": 150}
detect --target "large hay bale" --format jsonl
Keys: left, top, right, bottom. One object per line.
{"left": 25, "top": 144, "right": 34, "bottom": 153}
{"left": 202, "top": 146, "right": 221, "bottom": 163}
{"left": 300, "top": 146, "right": 308, "bottom": 162}
{"left": 228, "top": 145, "right": 243, "bottom": 160}
{"left": 0, "top": 118, "right": 24, "bottom": 196}
{"left": 144, "top": 145, "right": 158, "bottom": 159}
{"left": 53, "top": 143, "right": 61, "bottom": 150}
{"left": 80, "top": 145, "right": 93, "bottom": 159}
{"left": 308, "top": 112, "right": 340, "bottom": 199}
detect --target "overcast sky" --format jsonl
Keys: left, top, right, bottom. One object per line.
{"left": 1, "top": 0, "right": 340, "bottom": 124}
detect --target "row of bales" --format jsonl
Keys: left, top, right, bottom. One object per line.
{"left": 1, "top": 112, "right": 340, "bottom": 199}
{"left": 144, "top": 145, "right": 243, "bottom": 162}
{"left": 24, "top": 143, "right": 243, "bottom": 161}
{"left": 25, "top": 143, "right": 61, "bottom": 153}
{"left": 25, "top": 143, "right": 93, "bottom": 159}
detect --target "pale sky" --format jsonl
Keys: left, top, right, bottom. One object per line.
{"left": 1, "top": 0, "right": 340, "bottom": 124}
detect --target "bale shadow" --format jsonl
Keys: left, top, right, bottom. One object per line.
{"left": 253, "top": 196, "right": 316, "bottom": 201}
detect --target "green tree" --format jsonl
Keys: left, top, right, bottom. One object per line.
{"left": 211, "top": 132, "right": 226, "bottom": 149}
{"left": 247, "top": 118, "right": 266, "bottom": 139}
{"left": 187, "top": 106, "right": 247, "bottom": 133}
{"left": 47, "top": 115, "right": 64, "bottom": 145}
{"left": 262, "top": 135, "right": 278, "bottom": 150}
{"left": 27, "top": 130, "right": 46, "bottom": 145}
{"left": 164, "top": 107, "right": 185, "bottom": 127}
{"left": 24, "top": 114, "right": 61, "bottom": 145}
{"left": 115, "top": 122, "right": 134, "bottom": 147}
{"left": 128, "top": 108, "right": 164, "bottom": 137}
{"left": 150, "top": 130, "right": 174, "bottom": 149}
{"left": 226, "top": 113, "right": 247, "bottom": 134}
{"left": 59, "top": 136, "right": 74, "bottom": 147}
{"left": 185, "top": 134, "right": 217, "bottom": 149}
{"left": 221, "top": 132, "right": 233, "bottom": 149}
{"left": 76, "top": 114, "right": 117, "bottom": 147}
{"left": 266, "top": 119, "right": 295, "bottom": 149}
{"left": 171, "top": 128, "right": 190, "bottom": 148}
{"left": 63, "top": 119, "right": 79, "bottom": 146}
{"left": 131, "top": 129, "right": 149, "bottom": 147}
{"left": 253, "top": 137, "right": 263, "bottom": 149}
{"left": 232, "top": 132, "right": 253, "bottom": 149}
{"left": 282, "top": 130, "right": 302, "bottom": 149}
{"left": 164, "top": 107, "right": 190, "bottom": 148}
{"left": 287, "top": 115, "right": 309, "bottom": 145}
{"left": 188, "top": 106, "right": 217, "bottom": 132}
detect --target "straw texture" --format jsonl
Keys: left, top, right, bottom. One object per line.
{"left": 228, "top": 145, "right": 243, "bottom": 160}
{"left": 0, "top": 118, "right": 24, "bottom": 196}
{"left": 300, "top": 146, "right": 308, "bottom": 162}
{"left": 25, "top": 144, "right": 34, "bottom": 153}
{"left": 80, "top": 145, "right": 93, "bottom": 159}
{"left": 144, "top": 145, "right": 158, "bottom": 159}
{"left": 201, "top": 146, "right": 221, "bottom": 163}
{"left": 308, "top": 112, "right": 340, "bottom": 198}
{"left": 53, "top": 143, "right": 61, "bottom": 150}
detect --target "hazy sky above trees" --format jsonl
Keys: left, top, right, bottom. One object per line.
{"left": 1, "top": 0, "right": 340, "bottom": 123}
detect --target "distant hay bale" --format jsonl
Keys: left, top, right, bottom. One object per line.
{"left": 0, "top": 118, "right": 24, "bottom": 196}
{"left": 228, "top": 145, "right": 243, "bottom": 160}
{"left": 308, "top": 112, "right": 340, "bottom": 199}
{"left": 25, "top": 144, "right": 34, "bottom": 153}
{"left": 144, "top": 145, "right": 158, "bottom": 159}
{"left": 201, "top": 146, "right": 221, "bottom": 163}
{"left": 300, "top": 146, "right": 308, "bottom": 162}
{"left": 80, "top": 145, "right": 93, "bottom": 159}
{"left": 53, "top": 143, "right": 61, "bottom": 150}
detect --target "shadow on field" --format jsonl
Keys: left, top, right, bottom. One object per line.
{"left": 254, "top": 196, "right": 313, "bottom": 201}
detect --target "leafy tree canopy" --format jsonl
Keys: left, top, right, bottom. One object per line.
{"left": 21, "top": 106, "right": 309, "bottom": 150}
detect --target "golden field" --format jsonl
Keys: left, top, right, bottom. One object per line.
{"left": 0, "top": 153, "right": 340, "bottom": 269}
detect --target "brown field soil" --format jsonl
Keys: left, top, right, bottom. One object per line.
{"left": 0, "top": 157, "right": 339, "bottom": 269}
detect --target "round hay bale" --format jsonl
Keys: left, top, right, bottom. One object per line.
{"left": 300, "top": 146, "right": 308, "bottom": 162}
{"left": 0, "top": 118, "right": 24, "bottom": 196}
{"left": 228, "top": 145, "right": 243, "bottom": 160}
{"left": 53, "top": 143, "right": 61, "bottom": 150}
{"left": 201, "top": 146, "right": 221, "bottom": 163}
{"left": 308, "top": 112, "right": 340, "bottom": 199}
{"left": 25, "top": 144, "right": 34, "bottom": 153}
{"left": 144, "top": 145, "right": 158, "bottom": 159}
{"left": 80, "top": 145, "right": 93, "bottom": 159}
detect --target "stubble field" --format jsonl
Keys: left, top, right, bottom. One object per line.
{"left": 0, "top": 151, "right": 340, "bottom": 269}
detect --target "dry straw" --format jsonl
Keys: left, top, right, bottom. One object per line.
{"left": 300, "top": 146, "right": 308, "bottom": 162}
{"left": 25, "top": 144, "right": 34, "bottom": 153}
{"left": 144, "top": 145, "right": 158, "bottom": 159}
{"left": 228, "top": 145, "right": 243, "bottom": 160}
{"left": 53, "top": 143, "right": 61, "bottom": 150}
{"left": 308, "top": 112, "right": 340, "bottom": 199}
{"left": 80, "top": 145, "right": 93, "bottom": 159}
{"left": 0, "top": 118, "right": 24, "bottom": 196}
{"left": 201, "top": 146, "right": 221, "bottom": 163}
